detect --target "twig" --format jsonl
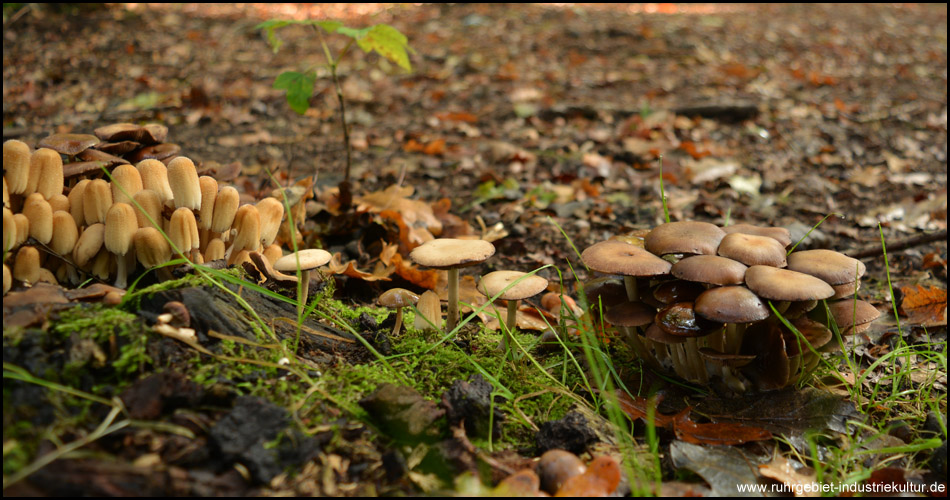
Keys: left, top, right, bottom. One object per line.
{"left": 844, "top": 229, "right": 947, "bottom": 259}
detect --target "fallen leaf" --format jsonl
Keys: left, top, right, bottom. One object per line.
{"left": 614, "top": 391, "right": 675, "bottom": 429}
{"left": 673, "top": 409, "right": 773, "bottom": 446}
{"left": 758, "top": 453, "right": 819, "bottom": 497}
{"left": 670, "top": 440, "right": 769, "bottom": 497}
{"left": 326, "top": 253, "right": 393, "bottom": 282}
{"left": 899, "top": 284, "right": 947, "bottom": 327}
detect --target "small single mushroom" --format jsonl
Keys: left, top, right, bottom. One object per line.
{"left": 211, "top": 186, "right": 240, "bottom": 238}
{"left": 378, "top": 288, "right": 420, "bottom": 337}
{"left": 22, "top": 193, "right": 53, "bottom": 245}
{"left": 83, "top": 179, "right": 113, "bottom": 225}
{"left": 104, "top": 203, "right": 138, "bottom": 288}
{"left": 158, "top": 300, "right": 190, "bottom": 327}
{"left": 644, "top": 220, "right": 726, "bottom": 256}
{"left": 825, "top": 299, "right": 880, "bottom": 336}
{"left": 132, "top": 189, "right": 163, "bottom": 229}
{"left": 477, "top": 270, "right": 549, "bottom": 351}
{"left": 4, "top": 140, "right": 32, "bottom": 195}
{"left": 133, "top": 227, "right": 173, "bottom": 280}
{"left": 166, "top": 156, "right": 201, "bottom": 210}
{"left": 168, "top": 207, "right": 200, "bottom": 261}
{"left": 256, "top": 197, "right": 285, "bottom": 247}
{"left": 409, "top": 238, "right": 496, "bottom": 333}
{"left": 197, "top": 176, "right": 218, "bottom": 231}
{"left": 110, "top": 163, "right": 144, "bottom": 205}
{"left": 274, "top": 248, "right": 332, "bottom": 313}
{"left": 48, "top": 194, "right": 69, "bottom": 213}
{"left": 137, "top": 159, "right": 174, "bottom": 204}
{"left": 717, "top": 232, "right": 787, "bottom": 268}
{"left": 581, "top": 240, "right": 671, "bottom": 303}
{"left": 73, "top": 223, "right": 105, "bottom": 269}
{"left": 13, "top": 246, "right": 41, "bottom": 284}
{"left": 604, "top": 300, "right": 658, "bottom": 365}
{"left": 49, "top": 211, "right": 79, "bottom": 257}
{"left": 32, "top": 148, "right": 65, "bottom": 200}
{"left": 228, "top": 204, "right": 261, "bottom": 256}
{"left": 413, "top": 290, "right": 442, "bottom": 332}
{"left": 694, "top": 285, "right": 770, "bottom": 354}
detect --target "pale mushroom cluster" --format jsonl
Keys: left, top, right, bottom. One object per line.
{"left": 3, "top": 131, "right": 312, "bottom": 295}
{"left": 582, "top": 221, "right": 880, "bottom": 393}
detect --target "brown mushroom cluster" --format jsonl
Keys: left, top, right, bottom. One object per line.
{"left": 3, "top": 130, "right": 312, "bottom": 295}
{"left": 581, "top": 221, "right": 880, "bottom": 393}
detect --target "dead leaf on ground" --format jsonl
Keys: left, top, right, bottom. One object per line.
{"left": 670, "top": 440, "right": 770, "bottom": 497}
{"left": 758, "top": 453, "right": 819, "bottom": 497}
{"left": 673, "top": 409, "right": 773, "bottom": 446}
{"left": 898, "top": 284, "right": 947, "bottom": 327}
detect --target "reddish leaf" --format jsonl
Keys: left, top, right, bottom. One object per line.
{"left": 673, "top": 409, "right": 772, "bottom": 446}
{"left": 614, "top": 391, "right": 675, "bottom": 429}
{"left": 899, "top": 284, "right": 947, "bottom": 327}
{"left": 434, "top": 111, "right": 478, "bottom": 123}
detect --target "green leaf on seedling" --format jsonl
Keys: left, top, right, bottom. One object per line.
{"left": 273, "top": 71, "right": 316, "bottom": 115}
{"left": 343, "top": 24, "right": 414, "bottom": 72}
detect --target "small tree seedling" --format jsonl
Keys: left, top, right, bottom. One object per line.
{"left": 257, "top": 19, "right": 415, "bottom": 210}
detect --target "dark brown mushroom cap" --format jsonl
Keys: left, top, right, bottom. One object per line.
{"left": 378, "top": 288, "right": 420, "bottom": 309}
{"left": 604, "top": 300, "right": 656, "bottom": 327}
{"left": 78, "top": 147, "right": 129, "bottom": 165}
{"left": 787, "top": 249, "right": 866, "bottom": 286}
{"left": 652, "top": 279, "right": 705, "bottom": 305}
{"left": 37, "top": 133, "right": 100, "bottom": 155}
{"left": 93, "top": 141, "right": 140, "bottom": 156}
{"left": 826, "top": 299, "right": 880, "bottom": 331}
{"left": 478, "top": 270, "right": 548, "bottom": 301}
{"left": 580, "top": 277, "right": 627, "bottom": 308}
{"left": 644, "top": 221, "right": 726, "bottom": 256}
{"left": 745, "top": 265, "right": 834, "bottom": 302}
{"left": 722, "top": 223, "right": 792, "bottom": 247}
{"left": 581, "top": 240, "right": 671, "bottom": 277}
{"left": 409, "top": 238, "right": 495, "bottom": 269}
{"left": 695, "top": 286, "right": 770, "bottom": 323}
{"left": 671, "top": 255, "right": 747, "bottom": 285}
{"left": 63, "top": 160, "right": 114, "bottom": 179}
{"left": 128, "top": 143, "right": 181, "bottom": 163}
{"left": 644, "top": 322, "right": 687, "bottom": 344}
{"left": 94, "top": 123, "right": 168, "bottom": 144}
{"left": 274, "top": 248, "right": 332, "bottom": 272}
{"left": 655, "top": 302, "right": 722, "bottom": 337}
{"left": 717, "top": 232, "right": 787, "bottom": 268}
{"left": 790, "top": 317, "right": 833, "bottom": 350}
{"left": 698, "top": 347, "right": 756, "bottom": 367}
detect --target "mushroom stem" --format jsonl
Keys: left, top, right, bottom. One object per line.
{"left": 446, "top": 267, "right": 460, "bottom": 332}
{"left": 297, "top": 270, "right": 311, "bottom": 315}
{"left": 623, "top": 276, "right": 638, "bottom": 302}
{"left": 392, "top": 307, "right": 404, "bottom": 337}
{"left": 498, "top": 299, "right": 518, "bottom": 352}
{"left": 623, "top": 326, "right": 657, "bottom": 367}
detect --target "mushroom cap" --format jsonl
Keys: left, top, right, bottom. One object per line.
{"left": 274, "top": 248, "right": 332, "bottom": 272}
{"left": 166, "top": 156, "right": 201, "bottom": 210}
{"left": 137, "top": 159, "right": 174, "bottom": 203}
{"left": 694, "top": 286, "right": 770, "bottom": 323}
{"left": 256, "top": 197, "right": 285, "bottom": 247}
{"left": 827, "top": 299, "right": 880, "bottom": 332}
{"left": 414, "top": 290, "right": 442, "bottom": 331}
{"left": 229, "top": 204, "right": 262, "bottom": 253}
{"left": 787, "top": 249, "right": 866, "bottom": 285}
{"left": 409, "top": 238, "right": 495, "bottom": 269}
{"left": 168, "top": 207, "right": 199, "bottom": 254}
{"left": 652, "top": 279, "right": 705, "bottom": 305}
{"left": 94, "top": 123, "right": 167, "bottom": 144}
{"left": 655, "top": 302, "right": 722, "bottom": 337}
{"left": 580, "top": 277, "right": 628, "bottom": 308}
{"left": 104, "top": 203, "right": 138, "bottom": 256}
{"left": 3, "top": 139, "right": 32, "bottom": 194}
{"left": 133, "top": 227, "right": 172, "bottom": 268}
{"left": 198, "top": 176, "right": 218, "bottom": 230}
{"left": 604, "top": 300, "right": 657, "bottom": 327}
{"left": 378, "top": 288, "right": 420, "bottom": 308}
{"left": 32, "top": 148, "right": 64, "bottom": 200}
{"left": 132, "top": 189, "right": 163, "bottom": 229}
{"left": 671, "top": 254, "right": 747, "bottom": 285}
{"left": 2, "top": 208, "right": 14, "bottom": 253}
{"left": 717, "top": 232, "right": 787, "bottom": 268}
{"left": 790, "top": 316, "right": 833, "bottom": 350}
{"left": 67, "top": 179, "right": 90, "bottom": 227}
{"left": 83, "top": 179, "right": 113, "bottom": 225}
{"left": 13, "top": 246, "right": 41, "bottom": 283}
{"left": 22, "top": 193, "right": 53, "bottom": 244}
{"left": 110, "top": 163, "right": 144, "bottom": 205}
{"left": 49, "top": 211, "right": 79, "bottom": 256}
{"left": 643, "top": 322, "right": 687, "bottom": 344}
{"left": 722, "top": 223, "right": 792, "bottom": 247}
{"left": 37, "top": 133, "right": 100, "bottom": 155}
{"left": 581, "top": 240, "right": 671, "bottom": 277}
{"left": 73, "top": 223, "right": 105, "bottom": 267}
{"left": 211, "top": 186, "right": 240, "bottom": 233}
{"left": 644, "top": 221, "right": 726, "bottom": 256}
{"left": 745, "top": 265, "right": 834, "bottom": 302}
{"left": 478, "top": 270, "right": 549, "bottom": 301}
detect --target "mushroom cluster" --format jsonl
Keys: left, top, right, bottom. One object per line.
{"left": 3, "top": 133, "right": 309, "bottom": 295}
{"left": 581, "top": 221, "right": 880, "bottom": 393}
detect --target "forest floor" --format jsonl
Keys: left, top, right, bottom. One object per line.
{"left": 3, "top": 3, "right": 947, "bottom": 496}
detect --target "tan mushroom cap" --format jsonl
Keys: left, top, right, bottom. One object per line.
{"left": 414, "top": 290, "right": 442, "bottom": 331}
{"left": 671, "top": 254, "right": 747, "bottom": 285}
{"left": 110, "top": 163, "right": 144, "bottom": 205}
{"left": 73, "top": 223, "right": 105, "bottom": 268}
{"left": 104, "top": 203, "right": 138, "bottom": 256}
{"left": 4, "top": 139, "right": 32, "bottom": 194}
{"left": 133, "top": 227, "right": 171, "bottom": 268}
{"left": 478, "top": 270, "right": 549, "bottom": 301}
{"left": 722, "top": 223, "right": 792, "bottom": 247}
{"left": 83, "top": 179, "right": 113, "bottom": 225}
{"left": 229, "top": 204, "right": 261, "bottom": 253}
{"left": 745, "top": 265, "right": 834, "bottom": 302}
{"left": 717, "top": 232, "right": 787, "bottom": 268}
{"left": 137, "top": 159, "right": 174, "bottom": 203}
{"left": 581, "top": 240, "right": 671, "bottom": 277}
{"left": 132, "top": 189, "right": 163, "bottom": 229}
{"left": 787, "top": 249, "right": 866, "bottom": 285}
{"left": 167, "top": 156, "right": 201, "bottom": 210}
{"left": 256, "top": 197, "right": 285, "bottom": 247}
{"left": 198, "top": 176, "right": 218, "bottom": 230}
{"left": 212, "top": 186, "right": 240, "bottom": 233}
{"left": 409, "top": 238, "right": 495, "bottom": 269}
{"left": 22, "top": 193, "right": 53, "bottom": 244}
{"left": 604, "top": 300, "right": 657, "bottom": 327}
{"left": 694, "top": 286, "right": 770, "bottom": 323}
{"left": 274, "top": 248, "right": 332, "bottom": 272}
{"left": 644, "top": 221, "right": 726, "bottom": 256}
{"left": 49, "top": 211, "right": 79, "bottom": 256}
{"left": 168, "top": 207, "right": 199, "bottom": 256}
{"left": 378, "top": 288, "right": 420, "bottom": 309}
{"left": 32, "top": 148, "right": 64, "bottom": 200}
{"left": 827, "top": 299, "right": 880, "bottom": 333}
{"left": 13, "top": 246, "right": 41, "bottom": 284}
{"left": 37, "top": 133, "right": 100, "bottom": 155}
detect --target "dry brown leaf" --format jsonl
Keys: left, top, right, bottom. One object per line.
{"left": 899, "top": 284, "right": 947, "bottom": 327}
{"left": 391, "top": 252, "right": 440, "bottom": 289}
{"left": 326, "top": 252, "right": 392, "bottom": 282}
{"left": 673, "top": 409, "right": 773, "bottom": 446}
{"left": 758, "top": 454, "right": 819, "bottom": 497}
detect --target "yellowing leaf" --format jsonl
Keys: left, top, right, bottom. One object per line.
{"left": 900, "top": 284, "right": 947, "bottom": 327}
